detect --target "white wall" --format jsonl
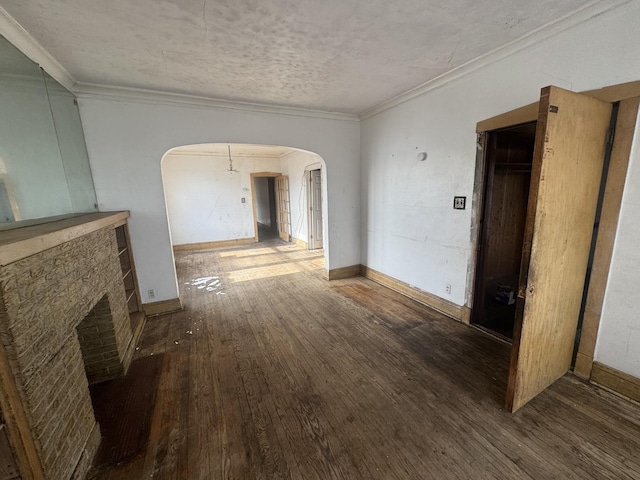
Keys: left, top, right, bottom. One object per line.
{"left": 254, "top": 177, "right": 271, "bottom": 226}
{"left": 594, "top": 113, "right": 640, "bottom": 378}
{"left": 79, "top": 98, "right": 359, "bottom": 304}
{"left": 361, "top": 2, "right": 640, "bottom": 379}
{"left": 162, "top": 153, "right": 281, "bottom": 245}
{"left": 361, "top": 2, "right": 640, "bottom": 310}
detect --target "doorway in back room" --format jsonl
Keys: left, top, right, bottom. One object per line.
{"left": 160, "top": 143, "right": 327, "bottom": 257}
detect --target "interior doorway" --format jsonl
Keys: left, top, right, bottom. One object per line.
{"left": 253, "top": 176, "right": 278, "bottom": 241}
{"left": 307, "top": 169, "right": 323, "bottom": 250}
{"left": 472, "top": 122, "right": 536, "bottom": 340}
{"left": 472, "top": 86, "right": 613, "bottom": 412}
{"left": 251, "top": 172, "right": 291, "bottom": 243}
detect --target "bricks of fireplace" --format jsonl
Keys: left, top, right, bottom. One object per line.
{"left": 0, "top": 223, "right": 135, "bottom": 479}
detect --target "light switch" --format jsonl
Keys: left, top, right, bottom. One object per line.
{"left": 453, "top": 196, "right": 466, "bottom": 210}
{"left": 241, "top": 197, "right": 246, "bottom": 203}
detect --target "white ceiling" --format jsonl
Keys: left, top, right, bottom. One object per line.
{"left": 1, "top": 0, "right": 594, "bottom": 114}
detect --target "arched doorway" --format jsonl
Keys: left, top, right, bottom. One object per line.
{"left": 160, "top": 143, "right": 327, "bottom": 260}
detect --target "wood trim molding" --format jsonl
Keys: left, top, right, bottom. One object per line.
{"left": 476, "top": 103, "right": 538, "bottom": 133}
{"left": 583, "top": 81, "right": 640, "bottom": 103}
{"left": 142, "top": 298, "right": 183, "bottom": 317}
{"left": 0, "top": 212, "right": 129, "bottom": 266}
{"left": 476, "top": 81, "right": 640, "bottom": 134}
{"left": 0, "top": 339, "right": 44, "bottom": 479}
{"left": 591, "top": 362, "right": 640, "bottom": 403}
{"left": 0, "top": 5, "right": 76, "bottom": 92}
{"left": 361, "top": 265, "right": 471, "bottom": 324}
{"left": 325, "top": 265, "right": 361, "bottom": 280}
{"left": 172, "top": 237, "right": 255, "bottom": 252}
{"left": 574, "top": 97, "right": 640, "bottom": 379}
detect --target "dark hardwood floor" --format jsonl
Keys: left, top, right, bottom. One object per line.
{"left": 88, "top": 240, "right": 640, "bottom": 480}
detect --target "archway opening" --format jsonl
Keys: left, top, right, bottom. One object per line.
{"left": 160, "top": 143, "right": 328, "bottom": 262}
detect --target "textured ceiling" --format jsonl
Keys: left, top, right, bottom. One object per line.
{"left": 1, "top": 0, "right": 592, "bottom": 114}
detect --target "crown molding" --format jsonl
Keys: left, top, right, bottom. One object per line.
{"left": 0, "top": 5, "right": 358, "bottom": 122}
{"left": 359, "top": 0, "right": 632, "bottom": 120}
{"left": 166, "top": 150, "right": 289, "bottom": 159}
{"left": 2, "top": 0, "right": 632, "bottom": 123}
{"left": 0, "top": 5, "right": 76, "bottom": 92}
{"left": 74, "top": 82, "right": 360, "bottom": 123}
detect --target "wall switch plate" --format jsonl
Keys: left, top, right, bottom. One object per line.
{"left": 241, "top": 197, "right": 246, "bottom": 203}
{"left": 453, "top": 196, "right": 466, "bottom": 210}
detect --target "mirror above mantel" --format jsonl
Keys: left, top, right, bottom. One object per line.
{"left": 0, "top": 34, "right": 98, "bottom": 230}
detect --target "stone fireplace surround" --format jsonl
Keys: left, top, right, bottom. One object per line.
{"left": 0, "top": 212, "right": 136, "bottom": 479}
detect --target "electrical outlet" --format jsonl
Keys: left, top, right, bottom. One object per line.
{"left": 148, "top": 289, "right": 156, "bottom": 299}
{"left": 445, "top": 284, "right": 451, "bottom": 295}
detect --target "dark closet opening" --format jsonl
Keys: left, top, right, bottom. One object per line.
{"left": 472, "top": 122, "right": 536, "bottom": 340}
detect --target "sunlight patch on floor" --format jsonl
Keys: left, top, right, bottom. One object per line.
{"left": 218, "top": 247, "right": 280, "bottom": 258}
{"left": 228, "top": 258, "right": 323, "bottom": 282}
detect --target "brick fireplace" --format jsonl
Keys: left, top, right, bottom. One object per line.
{"left": 0, "top": 213, "right": 136, "bottom": 479}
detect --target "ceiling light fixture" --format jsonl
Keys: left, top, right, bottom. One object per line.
{"left": 226, "top": 144, "right": 239, "bottom": 174}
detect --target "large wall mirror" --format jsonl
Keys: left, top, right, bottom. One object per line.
{"left": 0, "top": 34, "right": 97, "bottom": 229}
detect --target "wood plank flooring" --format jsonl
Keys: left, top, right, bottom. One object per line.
{"left": 88, "top": 240, "right": 640, "bottom": 480}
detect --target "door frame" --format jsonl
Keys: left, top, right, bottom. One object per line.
{"left": 306, "top": 167, "right": 323, "bottom": 250}
{"left": 250, "top": 172, "right": 282, "bottom": 242}
{"left": 469, "top": 83, "right": 640, "bottom": 410}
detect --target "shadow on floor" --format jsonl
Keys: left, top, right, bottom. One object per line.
{"left": 89, "top": 353, "right": 164, "bottom": 467}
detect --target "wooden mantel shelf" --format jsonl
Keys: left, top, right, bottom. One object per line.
{"left": 0, "top": 212, "right": 130, "bottom": 266}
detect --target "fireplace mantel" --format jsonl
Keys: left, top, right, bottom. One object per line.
{"left": 0, "top": 211, "right": 139, "bottom": 479}
{"left": 0, "top": 212, "right": 130, "bottom": 266}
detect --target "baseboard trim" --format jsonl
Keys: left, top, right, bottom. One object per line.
{"left": 590, "top": 362, "right": 640, "bottom": 403}
{"left": 360, "top": 265, "right": 471, "bottom": 324}
{"left": 173, "top": 237, "right": 255, "bottom": 251}
{"left": 142, "top": 297, "right": 183, "bottom": 317}
{"left": 326, "top": 264, "right": 361, "bottom": 280}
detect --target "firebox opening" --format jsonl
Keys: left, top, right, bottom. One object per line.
{"left": 76, "top": 294, "right": 124, "bottom": 386}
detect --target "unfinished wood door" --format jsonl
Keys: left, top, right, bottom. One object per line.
{"left": 507, "top": 86, "right": 612, "bottom": 412}
{"left": 275, "top": 175, "right": 291, "bottom": 242}
{"left": 308, "top": 169, "right": 323, "bottom": 249}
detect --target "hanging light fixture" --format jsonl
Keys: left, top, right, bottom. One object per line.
{"left": 225, "top": 144, "right": 239, "bottom": 174}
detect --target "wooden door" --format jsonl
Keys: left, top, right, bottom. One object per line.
{"left": 275, "top": 175, "right": 291, "bottom": 242}
{"left": 506, "top": 86, "right": 612, "bottom": 412}
{"left": 309, "top": 169, "right": 323, "bottom": 249}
